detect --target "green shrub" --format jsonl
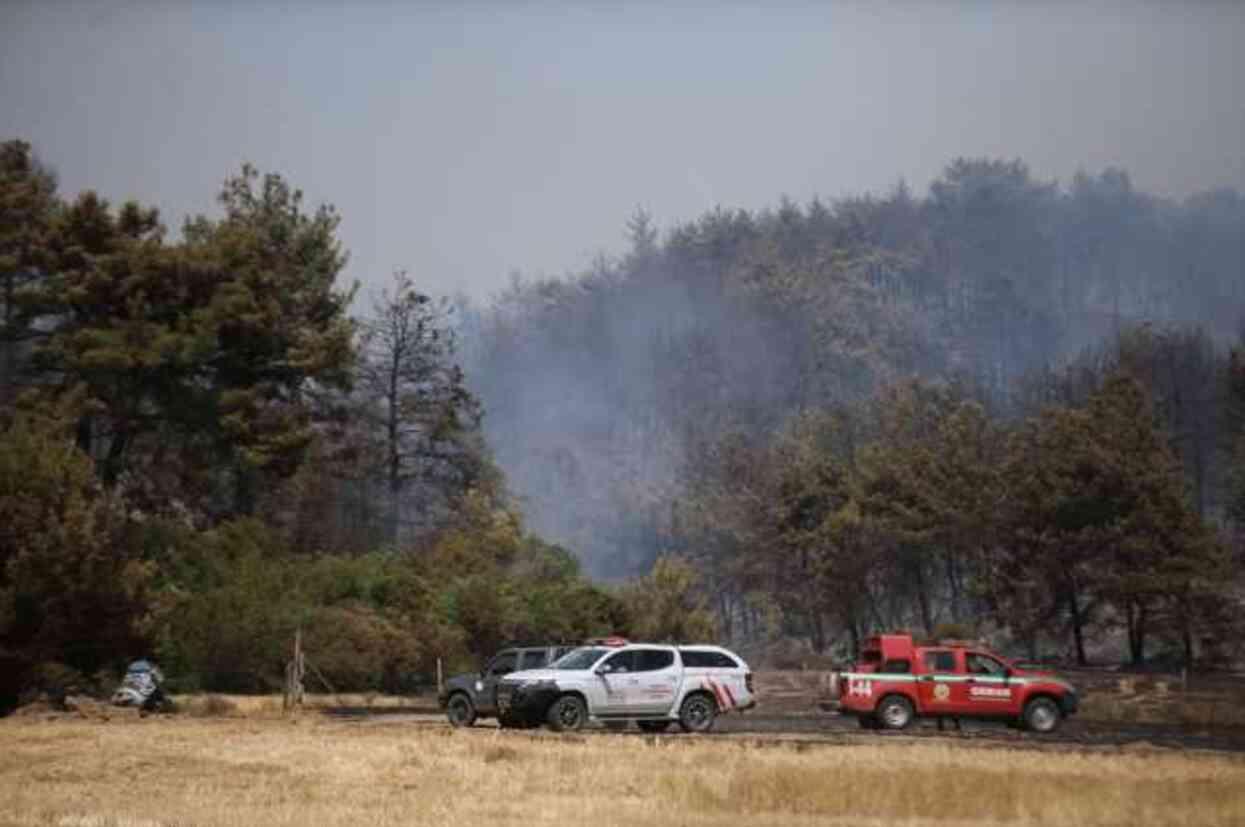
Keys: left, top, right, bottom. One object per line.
{"left": 0, "top": 418, "right": 153, "bottom": 712}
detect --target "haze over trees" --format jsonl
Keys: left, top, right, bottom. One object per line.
{"left": 2, "top": 139, "right": 1244, "bottom": 709}
{"left": 464, "top": 158, "right": 1245, "bottom": 663}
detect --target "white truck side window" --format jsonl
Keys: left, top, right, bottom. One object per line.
{"left": 598, "top": 650, "right": 635, "bottom": 674}
{"left": 634, "top": 649, "right": 674, "bottom": 672}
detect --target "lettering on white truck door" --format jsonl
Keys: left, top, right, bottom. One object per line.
{"left": 630, "top": 648, "right": 679, "bottom": 714}
{"left": 595, "top": 650, "right": 636, "bottom": 713}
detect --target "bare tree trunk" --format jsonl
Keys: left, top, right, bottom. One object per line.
{"left": 912, "top": 552, "right": 934, "bottom": 636}
{"left": 808, "top": 610, "right": 827, "bottom": 654}
{"left": 1065, "top": 575, "right": 1088, "bottom": 666}
{"left": 386, "top": 356, "right": 401, "bottom": 543}
{"left": 716, "top": 590, "right": 733, "bottom": 640}
{"left": 1127, "top": 598, "right": 1149, "bottom": 666}
{"left": 845, "top": 613, "right": 861, "bottom": 657}
{"left": 945, "top": 551, "right": 963, "bottom": 623}
{"left": 1179, "top": 596, "right": 1195, "bottom": 672}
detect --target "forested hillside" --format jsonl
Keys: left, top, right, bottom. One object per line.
{"left": 3, "top": 139, "right": 1244, "bottom": 711}
{"left": 0, "top": 139, "right": 644, "bottom": 711}
{"left": 465, "top": 158, "right": 1245, "bottom": 661}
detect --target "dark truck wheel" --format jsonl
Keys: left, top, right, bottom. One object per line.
{"left": 637, "top": 720, "right": 672, "bottom": 733}
{"left": 876, "top": 695, "right": 915, "bottom": 730}
{"left": 678, "top": 693, "right": 718, "bottom": 733}
{"left": 1022, "top": 696, "right": 1062, "bottom": 733}
{"left": 446, "top": 693, "right": 477, "bottom": 728}
{"left": 547, "top": 695, "right": 588, "bottom": 732}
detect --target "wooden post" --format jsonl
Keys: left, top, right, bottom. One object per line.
{"left": 294, "top": 627, "right": 305, "bottom": 708}
{"left": 285, "top": 627, "right": 305, "bottom": 712}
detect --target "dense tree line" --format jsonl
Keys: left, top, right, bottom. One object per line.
{"left": 3, "top": 137, "right": 1244, "bottom": 709}
{"left": 677, "top": 370, "right": 1235, "bottom": 667}
{"left": 465, "top": 158, "right": 1245, "bottom": 662}
{"left": 467, "top": 161, "right": 1245, "bottom": 578}
{"left": 0, "top": 139, "right": 638, "bottom": 710}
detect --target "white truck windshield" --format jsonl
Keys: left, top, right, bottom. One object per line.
{"left": 550, "top": 647, "right": 609, "bottom": 669}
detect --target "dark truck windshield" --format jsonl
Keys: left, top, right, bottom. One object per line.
{"left": 550, "top": 647, "right": 608, "bottom": 670}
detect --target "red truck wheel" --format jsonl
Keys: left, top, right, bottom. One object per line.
{"left": 1022, "top": 697, "right": 1062, "bottom": 733}
{"left": 876, "top": 695, "right": 915, "bottom": 730}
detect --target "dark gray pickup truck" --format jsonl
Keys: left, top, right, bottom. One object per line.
{"left": 438, "top": 645, "right": 573, "bottom": 727}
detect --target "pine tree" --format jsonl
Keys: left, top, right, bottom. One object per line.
{"left": 993, "top": 373, "right": 1223, "bottom": 664}
{"left": 0, "top": 140, "right": 58, "bottom": 412}
{"left": 355, "top": 270, "right": 489, "bottom": 542}
{"left": 18, "top": 164, "right": 356, "bottom": 517}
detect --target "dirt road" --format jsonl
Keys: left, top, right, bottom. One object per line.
{"left": 331, "top": 707, "right": 1245, "bottom": 755}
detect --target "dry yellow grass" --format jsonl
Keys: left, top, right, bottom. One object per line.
{"left": 170, "top": 693, "right": 429, "bottom": 717}
{"left": 1, "top": 717, "right": 1243, "bottom": 827}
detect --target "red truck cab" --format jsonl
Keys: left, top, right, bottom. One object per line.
{"left": 834, "top": 634, "right": 1078, "bottom": 733}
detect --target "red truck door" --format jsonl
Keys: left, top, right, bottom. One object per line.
{"left": 963, "top": 651, "right": 1022, "bottom": 716}
{"left": 915, "top": 649, "right": 968, "bottom": 714}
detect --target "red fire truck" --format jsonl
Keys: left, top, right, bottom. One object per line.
{"left": 832, "top": 633, "right": 1078, "bottom": 733}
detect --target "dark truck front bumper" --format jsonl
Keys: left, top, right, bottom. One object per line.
{"left": 1060, "top": 690, "right": 1079, "bottom": 717}
{"left": 497, "top": 681, "right": 561, "bottom": 727}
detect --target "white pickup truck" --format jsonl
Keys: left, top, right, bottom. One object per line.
{"left": 494, "top": 641, "right": 756, "bottom": 733}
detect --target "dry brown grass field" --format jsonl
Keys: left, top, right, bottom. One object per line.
{"left": 3, "top": 716, "right": 1244, "bottom": 827}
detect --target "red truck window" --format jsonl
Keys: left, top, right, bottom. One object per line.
{"left": 923, "top": 651, "right": 956, "bottom": 672}
{"left": 966, "top": 652, "right": 1007, "bottom": 676}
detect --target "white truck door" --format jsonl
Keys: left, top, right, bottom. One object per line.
{"left": 592, "top": 649, "right": 636, "bottom": 714}
{"left": 627, "top": 648, "right": 680, "bottom": 715}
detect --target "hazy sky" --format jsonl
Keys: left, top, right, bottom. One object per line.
{"left": 3, "top": 1, "right": 1243, "bottom": 300}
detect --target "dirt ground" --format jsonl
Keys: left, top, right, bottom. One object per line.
{"left": 102, "top": 666, "right": 1242, "bottom": 755}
